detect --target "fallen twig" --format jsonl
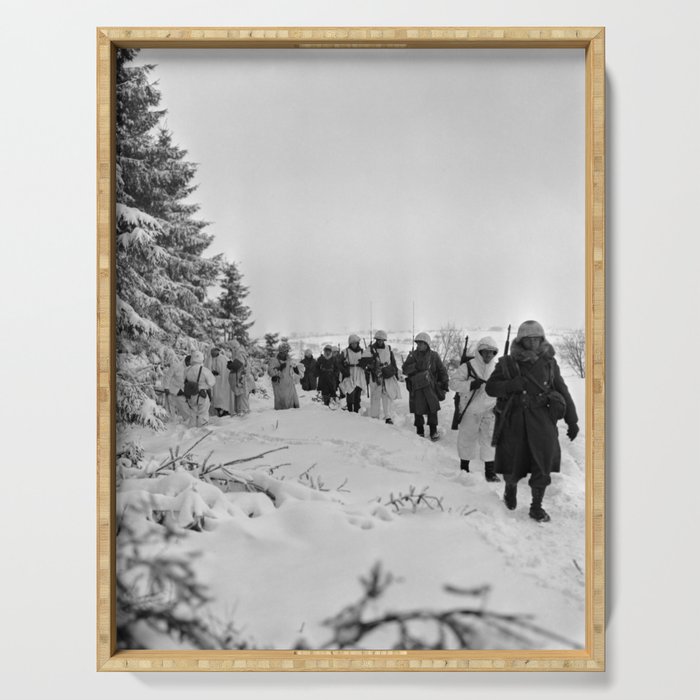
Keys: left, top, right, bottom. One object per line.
{"left": 268, "top": 462, "right": 291, "bottom": 474}
{"left": 155, "top": 431, "right": 213, "bottom": 473}
{"left": 385, "top": 485, "right": 444, "bottom": 513}
{"left": 203, "top": 446, "right": 289, "bottom": 476}
{"left": 321, "top": 562, "right": 582, "bottom": 650}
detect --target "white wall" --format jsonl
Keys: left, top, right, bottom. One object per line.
{"left": 1, "top": 1, "right": 697, "bottom": 698}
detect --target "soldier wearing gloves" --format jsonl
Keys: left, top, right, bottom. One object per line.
{"left": 402, "top": 332, "right": 449, "bottom": 441}
{"left": 449, "top": 337, "right": 500, "bottom": 480}
{"left": 485, "top": 320, "right": 579, "bottom": 523}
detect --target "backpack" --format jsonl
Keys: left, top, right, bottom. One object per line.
{"left": 183, "top": 367, "right": 202, "bottom": 399}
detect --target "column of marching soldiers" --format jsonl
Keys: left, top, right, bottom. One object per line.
{"left": 159, "top": 320, "right": 579, "bottom": 523}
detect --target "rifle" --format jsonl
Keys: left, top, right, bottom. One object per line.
{"left": 362, "top": 338, "right": 371, "bottom": 397}
{"left": 491, "top": 323, "right": 514, "bottom": 447}
{"left": 451, "top": 350, "right": 479, "bottom": 430}
{"left": 452, "top": 334, "right": 470, "bottom": 428}
{"left": 451, "top": 374, "right": 479, "bottom": 431}
{"left": 411, "top": 301, "right": 415, "bottom": 352}
{"left": 459, "top": 335, "right": 470, "bottom": 365}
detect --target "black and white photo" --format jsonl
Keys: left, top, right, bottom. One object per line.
{"left": 113, "top": 46, "right": 587, "bottom": 652}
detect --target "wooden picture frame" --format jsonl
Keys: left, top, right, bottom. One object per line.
{"left": 97, "top": 26, "right": 605, "bottom": 672}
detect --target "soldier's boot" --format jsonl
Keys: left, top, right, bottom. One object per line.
{"left": 484, "top": 461, "right": 500, "bottom": 482}
{"left": 529, "top": 487, "right": 551, "bottom": 523}
{"left": 460, "top": 459, "right": 470, "bottom": 472}
{"left": 504, "top": 483, "right": 517, "bottom": 510}
{"left": 416, "top": 427, "right": 425, "bottom": 437}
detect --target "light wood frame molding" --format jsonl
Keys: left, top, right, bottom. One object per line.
{"left": 97, "top": 26, "right": 605, "bottom": 672}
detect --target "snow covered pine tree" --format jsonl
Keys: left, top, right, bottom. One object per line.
{"left": 115, "top": 49, "right": 220, "bottom": 429}
{"left": 210, "top": 260, "right": 254, "bottom": 346}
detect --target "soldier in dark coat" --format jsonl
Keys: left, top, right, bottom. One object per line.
{"left": 401, "top": 332, "right": 449, "bottom": 441}
{"left": 331, "top": 346, "right": 345, "bottom": 399}
{"left": 300, "top": 349, "right": 318, "bottom": 391}
{"left": 485, "top": 320, "right": 579, "bottom": 522}
{"left": 316, "top": 344, "right": 339, "bottom": 406}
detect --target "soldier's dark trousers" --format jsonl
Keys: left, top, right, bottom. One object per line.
{"left": 414, "top": 413, "right": 438, "bottom": 430}
{"left": 503, "top": 437, "right": 552, "bottom": 489}
{"left": 346, "top": 387, "right": 362, "bottom": 412}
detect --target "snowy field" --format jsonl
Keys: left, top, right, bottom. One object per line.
{"left": 117, "top": 331, "right": 586, "bottom": 651}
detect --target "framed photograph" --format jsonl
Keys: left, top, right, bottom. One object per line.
{"left": 97, "top": 27, "right": 605, "bottom": 672}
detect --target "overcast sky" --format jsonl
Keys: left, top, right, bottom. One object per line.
{"left": 135, "top": 48, "right": 585, "bottom": 337}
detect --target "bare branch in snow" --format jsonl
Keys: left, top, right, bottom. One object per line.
{"left": 155, "top": 430, "right": 214, "bottom": 473}
{"left": 384, "top": 485, "right": 444, "bottom": 513}
{"left": 320, "top": 563, "right": 583, "bottom": 650}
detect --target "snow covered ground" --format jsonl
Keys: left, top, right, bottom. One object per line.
{"left": 117, "top": 335, "right": 586, "bottom": 651}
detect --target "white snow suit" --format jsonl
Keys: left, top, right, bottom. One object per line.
{"left": 339, "top": 346, "right": 371, "bottom": 395}
{"left": 208, "top": 353, "right": 231, "bottom": 412}
{"left": 268, "top": 356, "right": 305, "bottom": 410}
{"left": 184, "top": 362, "right": 217, "bottom": 427}
{"left": 228, "top": 347, "right": 254, "bottom": 415}
{"left": 368, "top": 344, "right": 402, "bottom": 420}
{"left": 449, "top": 337, "right": 498, "bottom": 462}
{"left": 162, "top": 357, "right": 189, "bottom": 421}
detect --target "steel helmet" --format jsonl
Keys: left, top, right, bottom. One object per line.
{"left": 515, "top": 320, "right": 545, "bottom": 341}
{"left": 348, "top": 334, "right": 361, "bottom": 345}
{"left": 414, "top": 332, "right": 431, "bottom": 346}
{"left": 374, "top": 330, "right": 388, "bottom": 341}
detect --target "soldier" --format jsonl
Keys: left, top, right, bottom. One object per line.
{"left": 300, "top": 349, "right": 318, "bottom": 391}
{"left": 208, "top": 347, "right": 231, "bottom": 417}
{"left": 485, "top": 320, "right": 579, "bottom": 522}
{"left": 331, "top": 346, "right": 345, "bottom": 400}
{"left": 227, "top": 339, "right": 254, "bottom": 416}
{"left": 161, "top": 348, "right": 189, "bottom": 422}
{"left": 268, "top": 342, "right": 305, "bottom": 410}
{"left": 402, "top": 332, "right": 449, "bottom": 440}
{"left": 316, "top": 343, "right": 340, "bottom": 407}
{"left": 339, "top": 334, "right": 372, "bottom": 413}
{"left": 449, "top": 337, "right": 500, "bottom": 480}
{"left": 367, "top": 330, "right": 401, "bottom": 424}
{"left": 183, "top": 350, "right": 217, "bottom": 428}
